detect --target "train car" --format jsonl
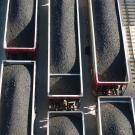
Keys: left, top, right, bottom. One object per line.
{"left": 88, "top": 0, "right": 129, "bottom": 96}
{"left": 0, "top": 60, "right": 36, "bottom": 135}
{"left": 3, "top": 0, "right": 38, "bottom": 55}
{"left": 98, "top": 96, "right": 135, "bottom": 135}
{"left": 47, "top": 0, "right": 83, "bottom": 98}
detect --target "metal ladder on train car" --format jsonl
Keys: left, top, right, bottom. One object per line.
{"left": 120, "top": 0, "right": 135, "bottom": 95}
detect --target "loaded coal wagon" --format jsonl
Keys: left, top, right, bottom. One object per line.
{"left": 89, "top": 0, "right": 129, "bottom": 96}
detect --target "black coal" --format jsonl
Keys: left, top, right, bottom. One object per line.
{"left": 50, "top": 76, "right": 80, "bottom": 95}
{"left": 49, "top": 116, "right": 83, "bottom": 135}
{"left": 92, "top": 0, "right": 127, "bottom": 81}
{"left": 7, "top": 0, "right": 35, "bottom": 47}
{"left": 0, "top": 65, "right": 31, "bottom": 135}
{"left": 101, "top": 103, "right": 133, "bottom": 135}
{"left": 50, "top": 0, "right": 77, "bottom": 73}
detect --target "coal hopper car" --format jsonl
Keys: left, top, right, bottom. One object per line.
{"left": 89, "top": 0, "right": 129, "bottom": 96}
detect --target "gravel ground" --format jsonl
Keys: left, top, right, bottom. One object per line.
{"left": 50, "top": 76, "right": 81, "bottom": 95}
{"left": 7, "top": 0, "right": 35, "bottom": 47}
{"left": 0, "top": 65, "right": 31, "bottom": 135}
{"left": 50, "top": 0, "right": 77, "bottom": 74}
{"left": 101, "top": 103, "right": 134, "bottom": 135}
{"left": 92, "top": 0, "right": 127, "bottom": 81}
{"left": 49, "top": 115, "right": 83, "bottom": 135}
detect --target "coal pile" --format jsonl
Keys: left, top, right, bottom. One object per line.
{"left": 50, "top": 0, "right": 78, "bottom": 73}
{"left": 92, "top": 0, "right": 127, "bottom": 81}
{"left": 49, "top": 116, "right": 83, "bottom": 135}
{"left": 101, "top": 103, "right": 134, "bottom": 135}
{"left": 0, "top": 65, "right": 31, "bottom": 135}
{"left": 7, "top": 0, "right": 35, "bottom": 47}
{"left": 50, "top": 76, "right": 80, "bottom": 95}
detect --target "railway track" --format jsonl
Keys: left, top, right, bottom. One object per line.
{"left": 119, "top": 0, "right": 135, "bottom": 92}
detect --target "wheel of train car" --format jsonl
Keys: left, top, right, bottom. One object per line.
{"left": 0, "top": 65, "right": 31, "bottom": 135}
